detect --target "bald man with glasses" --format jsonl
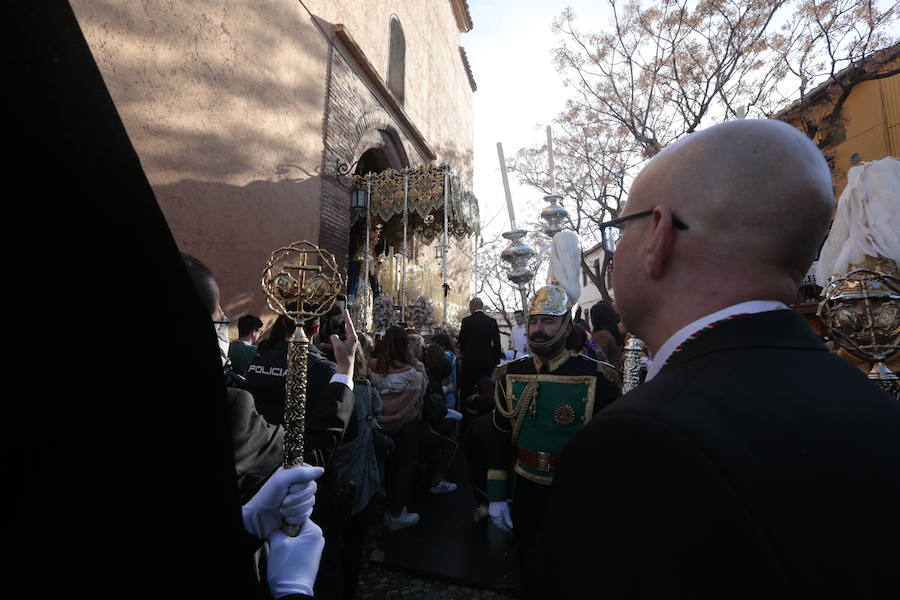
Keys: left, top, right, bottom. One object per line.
{"left": 530, "top": 120, "right": 900, "bottom": 600}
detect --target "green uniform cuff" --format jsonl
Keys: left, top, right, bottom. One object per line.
{"left": 486, "top": 469, "right": 509, "bottom": 501}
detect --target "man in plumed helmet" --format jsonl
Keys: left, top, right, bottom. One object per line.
{"left": 483, "top": 231, "right": 621, "bottom": 590}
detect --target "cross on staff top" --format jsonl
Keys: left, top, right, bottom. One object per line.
{"left": 262, "top": 241, "right": 344, "bottom": 322}
{"left": 283, "top": 252, "right": 322, "bottom": 292}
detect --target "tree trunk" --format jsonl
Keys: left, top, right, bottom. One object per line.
{"left": 580, "top": 252, "right": 613, "bottom": 304}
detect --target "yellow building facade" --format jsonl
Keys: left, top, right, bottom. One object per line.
{"left": 777, "top": 46, "right": 900, "bottom": 198}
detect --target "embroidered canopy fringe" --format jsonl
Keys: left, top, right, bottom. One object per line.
{"left": 351, "top": 165, "right": 480, "bottom": 242}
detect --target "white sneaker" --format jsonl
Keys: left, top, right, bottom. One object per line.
{"left": 384, "top": 508, "right": 419, "bottom": 531}
{"left": 429, "top": 480, "right": 458, "bottom": 494}
{"left": 473, "top": 503, "right": 489, "bottom": 523}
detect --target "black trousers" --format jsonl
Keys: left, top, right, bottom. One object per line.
{"left": 419, "top": 420, "right": 458, "bottom": 484}
{"left": 386, "top": 418, "right": 420, "bottom": 513}
{"left": 339, "top": 505, "right": 370, "bottom": 600}
{"left": 511, "top": 475, "right": 551, "bottom": 599}
{"left": 313, "top": 502, "right": 371, "bottom": 600}
{"left": 465, "top": 413, "right": 494, "bottom": 506}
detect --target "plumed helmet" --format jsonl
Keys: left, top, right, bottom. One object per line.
{"left": 529, "top": 284, "right": 570, "bottom": 316}
{"left": 528, "top": 231, "right": 583, "bottom": 317}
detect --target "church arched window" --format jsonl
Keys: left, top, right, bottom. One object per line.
{"left": 387, "top": 17, "right": 405, "bottom": 105}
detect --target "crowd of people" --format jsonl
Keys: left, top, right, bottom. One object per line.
{"left": 208, "top": 281, "right": 635, "bottom": 599}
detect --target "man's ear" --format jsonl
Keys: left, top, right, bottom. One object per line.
{"left": 644, "top": 206, "right": 676, "bottom": 279}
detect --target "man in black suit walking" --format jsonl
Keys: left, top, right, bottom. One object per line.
{"left": 457, "top": 297, "right": 503, "bottom": 405}
{"left": 533, "top": 119, "right": 900, "bottom": 599}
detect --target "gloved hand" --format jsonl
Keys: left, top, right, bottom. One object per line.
{"left": 488, "top": 500, "right": 513, "bottom": 533}
{"left": 445, "top": 408, "right": 463, "bottom": 422}
{"left": 242, "top": 465, "right": 324, "bottom": 540}
{"left": 267, "top": 520, "right": 325, "bottom": 598}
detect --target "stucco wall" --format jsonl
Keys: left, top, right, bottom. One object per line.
{"left": 71, "top": 0, "right": 330, "bottom": 320}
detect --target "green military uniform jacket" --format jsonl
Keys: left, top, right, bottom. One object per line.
{"left": 487, "top": 349, "right": 621, "bottom": 501}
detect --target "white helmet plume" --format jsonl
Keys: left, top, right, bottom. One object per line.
{"left": 815, "top": 157, "right": 900, "bottom": 286}
{"left": 547, "top": 230, "right": 582, "bottom": 306}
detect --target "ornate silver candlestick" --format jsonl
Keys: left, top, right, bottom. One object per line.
{"left": 622, "top": 334, "right": 646, "bottom": 393}
{"left": 540, "top": 193, "right": 568, "bottom": 238}
{"left": 501, "top": 229, "right": 536, "bottom": 316}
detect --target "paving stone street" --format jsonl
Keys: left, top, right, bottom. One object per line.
{"left": 356, "top": 564, "right": 515, "bottom": 600}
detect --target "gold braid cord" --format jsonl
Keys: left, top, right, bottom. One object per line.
{"left": 494, "top": 365, "right": 540, "bottom": 446}
{"left": 283, "top": 337, "right": 309, "bottom": 468}
{"left": 510, "top": 381, "right": 539, "bottom": 445}
{"left": 493, "top": 364, "right": 516, "bottom": 419}
{"left": 597, "top": 360, "right": 623, "bottom": 392}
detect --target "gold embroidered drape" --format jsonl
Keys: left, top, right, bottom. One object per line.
{"left": 351, "top": 164, "right": 480, "bottom": 242}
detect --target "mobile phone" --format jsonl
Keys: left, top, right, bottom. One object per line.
{"left": 324, "top": 294, "right": 347, "bottom": 340}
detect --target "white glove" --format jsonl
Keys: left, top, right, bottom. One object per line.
{"left": 488, "top": 500, "right": 513, "bottom": 532}
{"left": 242, "top": 465, "right": 324, "bottom": 540}
{"left": 267, "top": 520, "right": 325, "bottom": 598}
{"left": 445, "top": 408, "right": 463, "bottom": 422}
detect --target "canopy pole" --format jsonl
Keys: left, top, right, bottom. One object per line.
{"left": 546, "top": 125, "right": 556, "bottom": 193}
{"left": 363, "top": 174, "right": 371, "bottom": 332}
{"left": 401, "top": 168, "right": 408, "bottom": 324}
{"left": 443, "top": 166, "right": 449, "bottom": 326}
{"left": 497, "top": 142, "right": 517, "bottom": 230}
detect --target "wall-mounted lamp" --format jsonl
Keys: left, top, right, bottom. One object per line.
{"left": 351, "top": 189, "right": 367, "bottom": 211}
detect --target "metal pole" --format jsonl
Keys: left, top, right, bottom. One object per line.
{"left": 402, "top": 168, "right": 408, "bottom": 323}
{"left": 363, "top": 174, "right": 371, "bottom": 331}
{"left": 546, "top": 125, "right": 556, "bottom": 193}
{"left": 497, "top": 142, "right": 517, "bottom": 230}
{"left": 443, "top": 166, "right": 449, "bottom": 326}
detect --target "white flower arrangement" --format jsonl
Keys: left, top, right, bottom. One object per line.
{"left": 410, "top": 295, "right": 435, "bottom": 330}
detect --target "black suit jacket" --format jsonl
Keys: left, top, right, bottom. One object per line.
{"left": 226, "top": 388, "right": 283, "bottom": 502}
{"left": 458, "top": 311, "right": 503, "bottom": 369}
{"left": 534, "top": 310, "right": 900, "bottom": 599}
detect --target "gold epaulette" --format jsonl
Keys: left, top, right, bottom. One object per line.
{"left": 597, "top": 360, "right": 623, "bottom": 391}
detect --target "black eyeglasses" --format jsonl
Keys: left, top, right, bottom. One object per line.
{"left": 598, "top": 209, "right": 689, "bottom": 254}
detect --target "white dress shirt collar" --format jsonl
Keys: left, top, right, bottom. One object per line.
{"left": 645, "top": 300, "right": 789, "bottom": 382}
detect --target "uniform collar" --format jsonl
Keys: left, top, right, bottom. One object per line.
{"left": 532, "top": 346, "right": 570, "bottom": 373}
{"left": 646, "top": 300, "right": 789, "bottom": 381}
